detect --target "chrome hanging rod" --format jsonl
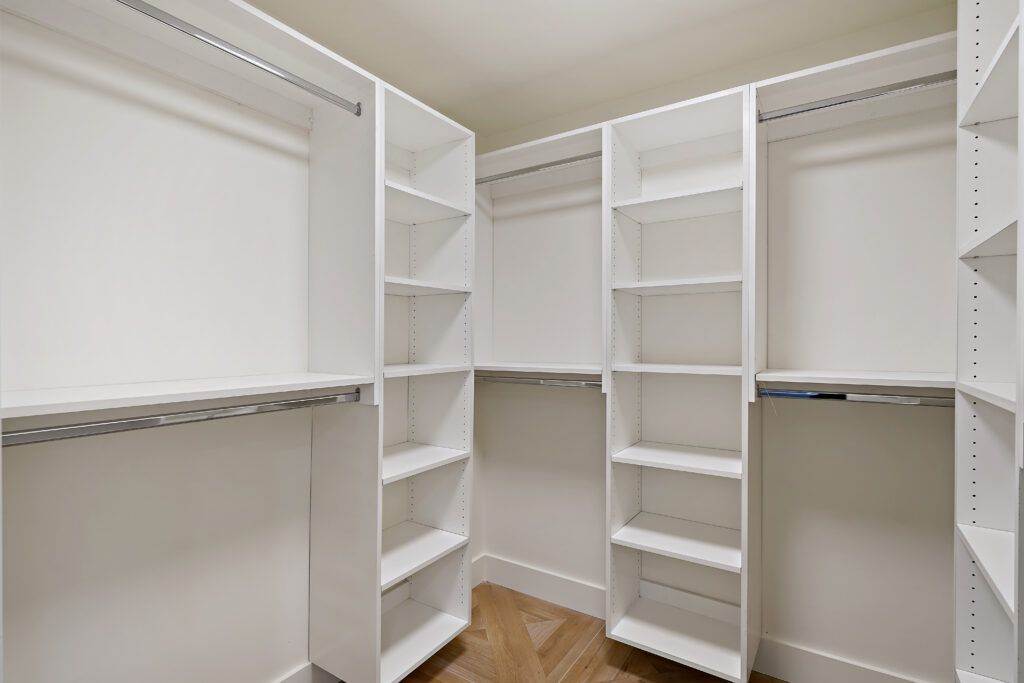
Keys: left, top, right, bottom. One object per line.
{"left": 113, "top": 0, "right": 362, "bottom": 116}
{"left": 477, "top": 151, "right": 602, "bottom": 185}
{"left": 758, "top": 388, "right": 952, "bottom": 407}
{"left": 759, "top": 70, "right": 956, "bottom": 123}
{"left": 476, "top": 375, "right": 602, "bottom": 389}
{"left": 3, "top": 389, "right": 361, "bottom": 447}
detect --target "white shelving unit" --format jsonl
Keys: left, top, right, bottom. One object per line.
{"left": 954, "top": 3, "right": 1021, "bottom": 681}
{"left": 377, "top": 83, "right": 475, "bottom": 683}
{"left": 604, "top": 88, "right": 758, "bottom": 683}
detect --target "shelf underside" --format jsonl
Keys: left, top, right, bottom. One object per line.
{"left": 612, "top": 185, "right": 742, "bottom": 224}
{"left": 385, "top": 180, "right": 469, "bottom": 225}
{"left": 757, "top": 369, "right": 955, "bottom": 389}
{"left": 957, "top": 381, "right": 1016, "bottom": 413}
{"left": 612, "top": 441, "right": 742, "bottom": 479}
{"left": 959, "top": 220, "right": 1017, "bottom": 259}
{"left": 613, "top": 275, "right": 742, "bottom": 296}
{"left": 383, "top": 363, "right": 473, "bottom": 379}
{"left": 474, "top": 362, "right": 602, "bottom": 374}
{"left": 957, "top": 669, "right": 1007, "bottom": 683}
{"left": 381, "top": 598, "right": 467, "bottom": 683}
{"left": 381, "top": 521, "right": 468, "bottom": 590}
{"left": 960, "top": 19, "right": 1019, "bottom": 126}
{"left": 611, "top": 512, "right": 741, "bottom": 573}
{"left": 382, "top": 442, "right": 470, "bottom": 485}
{"left": 384, "top": 276, "right": 470, "bottom": 297}
{"left": 614, "top": 364, "right": 742, "bottom": 377}
{"left": 610, "top": 598, "right": 741, "bottom": 682}
{"left": 1, "top": 372, "right": 372, "bottom": 419}
{"left": 957, "top": 524, "right": 1015, "bottom": 620}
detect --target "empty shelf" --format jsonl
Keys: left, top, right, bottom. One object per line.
{"left": 757, "top": 369, "right": 955, "bottom": 389}
{"left": 383, "top": 442, "right": 470, "bottom": 485}
{"left": 384, "top": 363, "right": 473, "bottom": 379}
{"left": 612, "top": 185, "right": 742, "bottom": 224}
{"left": 957, "top": 670, "right": 1007, "bottom": 683}
{"left": 385, "top": 276, "right": 470, "bottom": 296}
{"left": 613, "top": 275, "right": 742, "bottom": 296}
{"left": 957, "top": 524, "right": 1015, "bottom": 619}
{"left": 385, "top": 180, "right": 470, "bottom": 225}
{"left": 1, "top": 372, "right": 373, "bottom": 419}
{"left": 960, "top": 220, "right": 1018, "bottom": 259}
{"left": 612, "top": 441, "right": 742, "bottom": 479}
{"left": 381, "top": 521, "right": 468, "bottom": 591}
{"left": 610, "top": 598, "right": 741, "bottom": 682}
{"left": 960, "top": 18, "right": 1019, "bottom": 126}
{"left": 614, "top": 363, "right": 742, "bottom": 377}
{"left": 474, "top": 361, "right": 602, "bottom": 374}
{"left": 381, "top": 598, "right": 468, "bottom": 683}
{"left": 957, "top": 381, "right": 1016, "bottom": 413}
{"left": 611, "top": 512, "right": 741, "bottom": 572}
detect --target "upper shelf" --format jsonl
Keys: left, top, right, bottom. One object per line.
{"left": 960, "top": 18, "right": 1019, "bottom": 127}
{"left": 384, "top": 276, "right": 470, "bottom": 297}
{"left": 385, "top": 180, "right": 469, "bottom": 226}
{"left": 612, "top": 185, "right": 742, "bottom": 224}
{"left": 383, "top": 363, "right": 473, "bottom": 379}
{"left": 614, "top": 363, "right": 742, "bottom": 377}
{"left": 475, "top": 362, "right": 602, "bottom": 375}
{"left": 613, "top": 275, "right": 742, "bottom": 296}
{"left": 1, "top": 372, "right": 373, "bottom": 419}
{"left": 957, "top": 380, "right": 1017, "bottom": 413}
{"left": 611, "top": 511, "right": 741, "bottom": 573}
{"left": 757, "top": 369, "right": 955, "bottom": 389}
{"left": 959, "top": 220, "right": 1018, "bottom": 259}
{"left": 612, "top": 441, "right": 742, "bottom": 479}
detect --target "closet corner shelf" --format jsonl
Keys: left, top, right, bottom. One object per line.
{"left": 956, "top": 380, "right": 1016, "bottom": 413}
{"left": 610, "top": 598, "right": 741, "bottom": 683}
{"left": 381, "top": 598, "right": 468, "bottom": 683}
{"left": 611, "top": 185, "right": 742, "bottom": 224}
{"left": 0, "top": 372, "right": 374, "bottom": 419}
{"left": 474, "top": 361, "right": 602, "bottom": 374}
{"left": 957, "top": 669, "right": 1008, "bottom": 683}
{"left": 956, "top": 523, "right": 1015, "bottom": 620}
{"left": 612, "top": 441, "right": 742, "bottom": 479}
{"left": 384, "top": 276, "right": 470, "bottom": 297}
{"left": 384, "top": 363, "right": 473, "bottom": 379}
{"left": 611, "top": 511, "right": 741, "bottom": 573}
{"left": 613, "top": 275, "right": 742, "bottom": 296}
{"left": 959, "top": 220, "right": 1018, "bottom": 259}
{"left": 385, "top": 180, "right": 470, "bottom": 225}
{"left": 613, "top": 363, "right": 742, "bottom": 377}
{"left": 381, "top": 520, "right": 469, "bottom": 591}
{"left": 756, "top": 369, "right": 955, "bottom": 389}
{"left": 959, "top": 17, "right": 1019, "bottom": 127}
{"left": 383, "top": 442, "right": 470, "bottom": 485}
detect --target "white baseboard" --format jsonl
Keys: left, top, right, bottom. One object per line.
{"left": 276, "top": 663, "right": 340, "bottom": 683}
{"left": 472, "top": 553, "right": 605, "bottom": 618}
{"left": 754, "top": 638, "right": 930, "bottom": 683}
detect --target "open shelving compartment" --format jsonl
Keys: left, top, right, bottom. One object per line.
{"left": 474, "top": 127, "right": 604, "bottom": 376}
{"left": 953, "top": 3, "right": 1020, "bottom": 681}
{"left": 604, "top": 87, "right": 759, "bottom": 682}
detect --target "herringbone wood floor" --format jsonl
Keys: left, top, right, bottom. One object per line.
{"left": 406, "top": 583, "right": 784, "bottom": 683}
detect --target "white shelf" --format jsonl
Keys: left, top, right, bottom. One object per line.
{"left": 960, "top": 18, "right": 1019, "bottom": 126}
{"left": 613, "top": 363, "right": 742, "bottom": 377}
{"left": 385, "top": 180, "right": 469, "bottom": 225}
{"left": 1, "top": 372, "right": 373, "bottom": 419}
{"left": 757, "top": 369, "right": 955, "bottom": 389}
{"left": 474, "top": 361, "right": 602, "bottom": 374}
{"left": 611, "top": 512, "right": 741, "bottom": 572}
{"left": 957, "top": 669, "right": 1007, "bottom": 683}
{"left": 957, "top": 524, "right": 1015, "bottom": 619}
{"left": 609, "top": 597, "right": 741, "bottom": 682}
{"left": 613, "top": 275, "right": 742, "bottom": 296}
{"left": 959, "top": 220, "right": 1018, "bottom": 259}
{"left": 384, "top": 276, "right": 470, "bottom": 297}
{"left": 957, "top": 381, "right": 1017, "bottom": 413}
{"left": 384, "top": 363, "right": 473, "bottom": 379}
{"left": 612, "top": 441, "right": 742, "bottom": 479}
{"left": 380, "top": 598, "right": 468, "bottom": 683}
{"left": 383, "top": 442, "right": 470, "bottom": 485}
{"left": 612, "top": 185, "right": 742, "bottom": 224}
{"left": 381, "top": 521, "right": 469, "bottom": 590}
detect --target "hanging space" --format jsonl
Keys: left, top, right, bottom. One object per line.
{"left": 604, "top": 88, "right": 757, "bottom": 683}
{"left": 378, "top": 84, "right": 476, "bottom": 683}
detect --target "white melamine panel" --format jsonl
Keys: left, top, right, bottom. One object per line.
{"left": 958, "top": 669, "right": 1008, "bottom": 683}
{"left": 383, "top": 378, "right": 410, "bottom": 446}
{"left": 641, "top": 212, "right": 743, "bottom": 281}
{"left": 961, "top": 221, "right": 1018, "bottom": 259}
{"left": 5, "top": 410, "right": 315, "bottom": 682}
{"left": 611, "top": 441, "right": 742, "bottom": 479}
{"left": 381, "top": 521, "right": 469, "bottom": 590}
{"left": 640, "top": 292, "right": 741, "bottom": 366}
{"left": 641, "top": 374, "right": 743, "bottom": 452}
{"left": 642, "top": 553, "right": 740, "bottom": 606}
{"left": 961, "top": 19, "right": 1019, "bottom": 127}
{"left": 384, "top": 277, "right": 469, "bottom": 297}
{"left": 611, "top": 512, "right": 741, "bottom": 573}
{"left": 380, "top": 597, "right": 466, "bottom": 683}
{"left": 956, "top": 536, "right": 1015, "bottom": 682}
{"left": 641, "top": 467, "right": 741, "bottom": 530}
{"left": 959, "top": 256, "right": 1017, "bottom": 385}
{"left": 385, "top": 181, "right": 470, "bottom": 225}
{"left": 757, "top": 369, "right": 956, "bottom": 388}
{"left": 767, "top": 105, "right": 956, "bottom": 375}
{"left": 384, "top": 363, "right": 472, "bottom": 379}
{"left": 763, "top": 399, "right": 954, "bottom": 682}
{"left": 958, "top": 120, "right": 1017, "bottom": 252}
{"left": 957, "top": 392, "right": 1016, "bottom": 531}
{"left": 613, "top": 276, "right": 741, "bottom": 296}
{"left": 613, "top": 187, "right": 742, "bottom": 224}
{"left": 957, "top": 524, "right": 1015, "bottom": 619}
{"left": 958, "top": 0, "right": 1018, "bottom": 122}
{"left": 382, "top": 442, "right": 470, "bottom": 485}
{"left": 614, "top": 363, "right": 742, "bottom": 376}
{"left": 611, "top": 90, "right": 745, "bottom": 157}
{"left": 475, "top": 362, "right": 602, "bottom": 374}
{"left": 958, "top": 381, "right": 1018, "bottom": 412}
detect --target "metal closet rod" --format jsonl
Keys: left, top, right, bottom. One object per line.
{"left": 3, "top": 389, "right": 361, "bottom": 447}
{"left": 759, "top": 70, "right": 956, "bottom": 122}
{"left": 476, "top": 151, "right": 602, "bottom": 185}
{"left": 759, "top": 388, "right": 953, "bottom": 407}
{"left": 114, "top": 0, "right": 362, "bottom": 116}
{"left": 476, "top": 375, "right": 602, "bottom": 389}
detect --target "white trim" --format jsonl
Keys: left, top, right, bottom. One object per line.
{"left": 471, "top": 553, "right": 605, "bottom": 618}
{"left": 754, "top": 638, "right": 933, "bottom": 683}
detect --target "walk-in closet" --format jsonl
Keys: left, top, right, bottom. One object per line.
{"left": 0, "top": 1, "right": 1020, "bottom": 682}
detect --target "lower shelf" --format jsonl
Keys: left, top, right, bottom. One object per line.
{"left": 957, "top": 669, "right": 1007, "bottom": 683}
{"left": 612, "top": 441, "right": 742, "bottom": 479}
{"left": 611, "top": 512, "right": 741, "bottom": 573}
{"left": 610, "top": 597, "right": 740, "bottom": 682}
{"left": 957, "top": 381, "right": 1017, "bottom": 413}
{"left": 757, "top": 368, "right": 955, "bottom": 389}
{"left": 384, "top": 363, "right": 473, "bottom": 379}
{"left": 382, "top": 442, "right": 470, "bottom": 485}
{"left": 957, "top": 524, "right": 1015, "bottom": 619}
{"left": 381, "top": 598, "right": 468, "bottom": 683}
{"left": 381, "top": 521, "right": 469, "bottom": 590}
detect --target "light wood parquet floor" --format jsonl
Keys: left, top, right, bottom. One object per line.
{"left": 406, "top": 583, "right": 784, "bottom": 683}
